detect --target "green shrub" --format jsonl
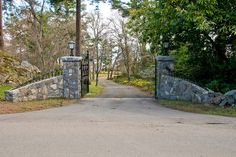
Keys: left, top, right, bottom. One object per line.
{"left": 206, "top": 80, "right": 221, "bottom": 92}
{"left": 207, "top": 80, "right": 236, "bottom": 93}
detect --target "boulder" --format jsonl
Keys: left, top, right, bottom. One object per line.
{"left": 207, "top": 92, "right": 223, "bottom": 106}
{"left": 219, "top": 90, "right": 236, "bottom": 107}
{"left": 0, "top": 50, "right": 41, "bottom": 86}
{"left": 0, "top": 74, "right": 9, "bottom": 83}
{"left": 210, "top": 96, "right": 222, "bottom": 106}
{"left": 19, "top": 61, "right": 41, "bottom": 73}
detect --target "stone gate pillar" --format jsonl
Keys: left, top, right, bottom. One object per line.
{"left": 155, "top": 56, "right": 175, "bottom": 99}
{"left": 61, "top": 56, "right": 82, "bottom": 99}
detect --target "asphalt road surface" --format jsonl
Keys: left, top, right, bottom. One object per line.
{"left": 0, "top": 79, "right": 236, "bottom": 157}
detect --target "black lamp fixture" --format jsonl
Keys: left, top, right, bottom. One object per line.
{"left": 163, "top": 41, "right": 169, "bottom": 49}
{"left": 68, "top": 41, "right": 75, "bottom": 56}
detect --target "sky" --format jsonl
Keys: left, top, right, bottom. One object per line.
{"left": 12, "top": 0, "right": 119, "bottom": 19}
{"left": 85, "top": 1, "right": 119, "bottom": 19}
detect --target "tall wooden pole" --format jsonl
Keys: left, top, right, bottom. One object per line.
{"left": 75, "top": 0, "right": 81, "bottom": 56}
{"left": 0, "top": 0, "right": 4, "bottom": 50}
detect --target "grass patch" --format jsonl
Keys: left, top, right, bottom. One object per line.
{"left": 0, "top": 80, "right": 103, "bottom": 114}
{"left": 160, "top": 99, "right": 236, "bottom": 117}
{"left": 0, "top": 98, "right": 78, "bottom": 114}
{"left": 0, "top": 84, "right": 12, "bottom": 100}
{"left": 85, "top": 81, "right": 104, "bottom": 97}
{"left": 97, "top": 71, "right": 121, "bottom": 79}
{"left": 99, "top": 71, "right": 109, "bottom": 78}
{"left": 114, "top": 75, "right": 155, "bottom": 95}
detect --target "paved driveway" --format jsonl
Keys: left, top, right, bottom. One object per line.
{"left": 0, "top": 79, "right": 236, "bottom": 157}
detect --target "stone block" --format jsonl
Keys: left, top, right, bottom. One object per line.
{"left": 31, "top": 89, "right": 37, "bottom": 94}
{"left": 50, "top": 84, "right": 57, "bottom": 90}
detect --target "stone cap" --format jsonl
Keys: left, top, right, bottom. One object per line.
{"left": 61, "top": 56, "right": 83, "bottom": 62}
{"left": 156, "top": 56, "right": 175, "bottom": 62}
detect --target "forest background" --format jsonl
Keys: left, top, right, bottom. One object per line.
{"left": 0, "top": 0, "right": 235, "bottom": 93}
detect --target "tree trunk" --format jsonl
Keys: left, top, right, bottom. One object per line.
{"left": 124, "top": 34, "right": 131, "bottom": 82}
{"left": 107, "top": 69, "right": 110, "bottom": 80}
{"left": 92, "top": 59, "right": 95, "bottom": 80}
{"left": 95, "top": 39, "right": 99, "bottom": 86}
{"left": 96, "top": 70, "right": 99, "bottom": 86}
{"left": 75, "top": 0, "right": 81, "bottom": 56}
{"left": 127, "top": 67, "right": 131, "bottom": 82}
{"left": 0, "top": 0, "right": 4, "bottom": 49}
{"left": 91, "top": 47, "right": 95, "bottom": 80}
{"left": 110, "top": 53, "right": 121, "bottom": 79}
{"left": 110, "top": 69, "right": 113, "bottom": 80}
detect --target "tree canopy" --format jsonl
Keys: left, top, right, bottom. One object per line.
{"left": 114, "top": 0, "right": 236, "bottom": 92}
{"left": 2, "top": 0, "right": 236, "bottom": 92}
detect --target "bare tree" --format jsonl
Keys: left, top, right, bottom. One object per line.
{"left": 6, "top": 0, "right": 89, "bottom": 72}
{"left": 109, "top": 17, "right": 133, "bottom": 81}
{"left": 87, "top": 11, "right": 107, "bottom": 86}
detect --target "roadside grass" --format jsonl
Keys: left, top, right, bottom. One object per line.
{"left": 0, "top": 98, "right": 78, "bottom": 114}
{"left": 0, "top": 84, "right": 12, "bottom": 100}
{"left": 0, "top": 81, "right": 103, "bottom": 114}
{"left": 85, "top": 81, "right": 104, "bottom": 97}
{"left": 160, "top": 99, "right": 236, "bottom": 117}
{"left": 113, "top": 75, "right": 155, "bottom": 95}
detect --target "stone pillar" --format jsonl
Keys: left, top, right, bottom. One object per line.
{"left": 155, "top": 56, "right": 175, "bottom": 99}
{"left": 61, "top": 56, "right": 82, "bottom": 99}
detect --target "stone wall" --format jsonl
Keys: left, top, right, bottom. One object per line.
{"left": 159, "top": 75, "right": 212, "bottom": 103}
{"left": 5, "top": 76, "right": 63, "bottom": 102}
{"left": 156, "top": 56, "right": 213, "bottom": 103}
{"left": 4, "top": 56, "right": 83, "bottom": 102}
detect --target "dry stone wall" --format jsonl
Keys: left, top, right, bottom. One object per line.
{"left": 4, "top": 56, "right": 83, "bottom": 102}
{"left": 159, "top": 75, "right": 212, "bottom": 103}
{"left": 156, "top": 56, "right": 213, "bottom": 103}
{"left": 5, "top": 76, "right": 63, "bottom": 102}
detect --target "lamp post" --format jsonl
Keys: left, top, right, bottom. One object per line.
{"left": 163, "top": 41, "right": 169, "bottom": 49}
{"left": 163, "top": 40, "right": 169, "bottom": 55}
{"left": 160, "top": 35, "right": 169, "bottom": 55}
{"left": 68, "top": 41, "right": 75, "bottom": 56}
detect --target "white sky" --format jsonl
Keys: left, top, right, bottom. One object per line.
{"left": 85, "top": 1, "right": 119, "bottom": 19}
{"left": 12, "top": 0, "right": 118, "bottom": 19}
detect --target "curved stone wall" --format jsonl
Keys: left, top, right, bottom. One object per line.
{"left": 5, "top": 76, "right": 63, "bottom": 102}
{"left": 160, "top": 75, "right": 212, "bottom": 103}
{"left": 156, "top": 56, "right": 213, "bottom": 103}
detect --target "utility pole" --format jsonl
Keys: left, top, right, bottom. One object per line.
{"left": 75, "top": 0, "right": 81, "bottom": 56}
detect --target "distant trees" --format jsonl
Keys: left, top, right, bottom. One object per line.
{"left": 6, "top": 0, "right": 79, "bottom": 72}
{"left": 5, "top": 0, "right": 235, "bottom": 92}
{"left": 86, "top": 11, "right": 108, "bottom": 85}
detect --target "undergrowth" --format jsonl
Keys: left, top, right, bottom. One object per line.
{"left": 114, "top": 75, "right": 155, "bottom": 95}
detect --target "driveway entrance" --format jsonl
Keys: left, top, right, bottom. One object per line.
{"left": 0, "top": 79, "right": 236, "bottom": 157}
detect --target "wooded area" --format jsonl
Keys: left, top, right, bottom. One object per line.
{"left": 1, "top": 0, "right": 236, "bottom": 92}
